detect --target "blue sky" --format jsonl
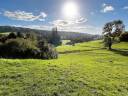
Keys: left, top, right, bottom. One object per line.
{"left": 0, "top": 0, "right": 128, "bottom": 34}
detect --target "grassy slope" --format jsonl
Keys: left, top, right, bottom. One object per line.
{"left": 0, "top": 41, "right": 128, "bottom": 96}
{"left": 0, "top": 32, "right": 10, "bottom": 35}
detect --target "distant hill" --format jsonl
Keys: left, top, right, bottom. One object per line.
{"left": 0, "top": 26, "right": 102, "bottom": 40}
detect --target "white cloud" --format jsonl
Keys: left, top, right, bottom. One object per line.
{"left": 4, "top": 10, "right": 47, "bottom": 21}
{"left": 9, "top": 12, "right": 101, "bottom": 34}
{"left": 123, "top": 6, "right": 128, "bottom": 10}
{"left": 101, "top": 3, "right": 114, "bottom": 13}
{"left": 50, "top": 20, "right": 71, "bottom": 27}
{"left": 50, "top": 17, "right": 87, "bottom": 27}
{"left": 38, "top": 19, "right": 45, "bottom": 21}
{"left": 47, "top": 17, "right": 102, "bottom": 34}
{"left": 40, "top": 12, "right": 47, "bottom": 18}
{"left": 76, "top": 17, "right": 87, "bottom": 24}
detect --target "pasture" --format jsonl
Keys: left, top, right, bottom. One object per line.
{"left": 0, "top": 40, "right": 128, "bottom": 96}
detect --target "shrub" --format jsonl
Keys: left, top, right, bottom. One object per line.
{"left": 0, "top": 35, "right": 7, "bottom": 43}
{"left": 26, "top": 32, "right": 37, "bottom": 41}
{"left": 0, "top": 37, "right": 58, "bottom": 59}
{"left": 0, "top": 38, "right": 38, "bottom": 58}
{"left": 119, "top": 32, "right": 128, "bottom": 42}
{"left": 17, "top": 32, "right": 25, "bottom": 38}
{"left": 38, "top": 40, "right": 58, "bottom": 59}
{"left": 7, "top": 32, "right": 17, "bottom": 39}
{"left": 0, "top": 32, "right": 58, "bottom": 59}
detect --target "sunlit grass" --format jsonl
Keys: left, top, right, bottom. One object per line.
{"left": 0, "top": 40, "right": 128, "bottom": 96}
{"left": 0, "top": 32, "right": 10, "bottom": 35}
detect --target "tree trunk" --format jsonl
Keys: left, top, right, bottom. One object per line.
{"left": 108, "top": 43, "right": 112, "bottom": 50}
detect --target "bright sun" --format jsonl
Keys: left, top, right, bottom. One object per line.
{"left": 62, "top": 1, "right": 79, "bottom": 18}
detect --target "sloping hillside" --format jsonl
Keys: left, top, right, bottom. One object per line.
{"left": 0, "top": 41, "right": 128, "bottom": 96}
{"left": 0, "top": 26, "right": 101, "bottom": 40}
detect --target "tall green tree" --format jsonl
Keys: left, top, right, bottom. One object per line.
{"left": 50, "top": 27, "right": 62, "bottom": 46}
{"left": 103, "top": 20, "right": 125, "bottom": 50}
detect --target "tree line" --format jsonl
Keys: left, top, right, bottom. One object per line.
{"left": 0, "top": 26, "right": 102, "bottom": 43}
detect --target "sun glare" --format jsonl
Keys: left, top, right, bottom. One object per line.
{"left": 62, "top": 1, "right": 79, "bottom": 18}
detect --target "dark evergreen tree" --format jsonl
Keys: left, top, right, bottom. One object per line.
{"left": 50, "top": 27, "right": 62, "bottom": 46}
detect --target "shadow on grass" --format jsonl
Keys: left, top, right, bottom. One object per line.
{"left": 59, "top": 48, "right": 106, "bottom": 54}
{"left": 0, "top": 57, "right": 55, "bottom": 60}
{"left": 81, "top": 45, "right": 100, "bottom": 49}
{"left": 111, "top": 49, "right": 128, "bottom": 56}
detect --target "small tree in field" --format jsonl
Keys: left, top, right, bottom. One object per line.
{"left": 103, "top": 20, "right": 125, "bottom": 50}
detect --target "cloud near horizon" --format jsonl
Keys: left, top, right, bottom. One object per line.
{"left": 50, "top": 17, "right": 87, "bottom": 27}
{"left": 3, "top": 10, "right": 47, "bottom": 21}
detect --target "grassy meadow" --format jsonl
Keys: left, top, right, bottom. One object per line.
{"left": 0, "top": 40, "right": 128, "bottom": 96}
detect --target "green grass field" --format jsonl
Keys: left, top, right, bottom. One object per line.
{"left": 0, "top": 32, "right": 10, "bottom": 35}
{"left": 0, "top": 40, "right": 128, "bottom": 96}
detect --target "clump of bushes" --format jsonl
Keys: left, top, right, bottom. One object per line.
{"left": 38, "top": 40, "right": 58, "bottom": 59}
{"left": 0, "top": 32, "right": 58, "bottom": 59}
{"left": 0, "top": 38, "right": 38, "bottom": 58}
{"left": 119, "top": 32, "right": 128, "bottom": 42}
